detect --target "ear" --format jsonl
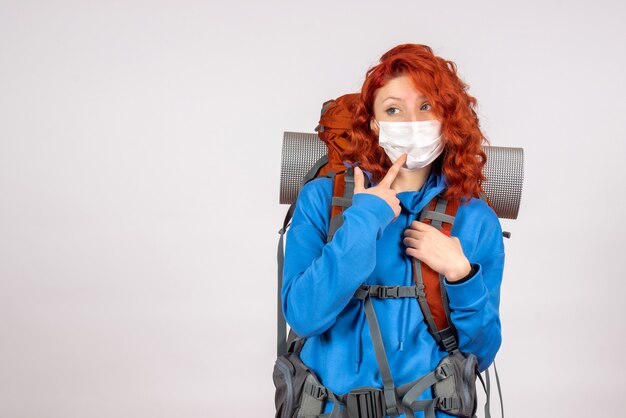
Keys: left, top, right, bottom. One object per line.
{"left": 370, "top": 118, "right": 379, "bottom": 134}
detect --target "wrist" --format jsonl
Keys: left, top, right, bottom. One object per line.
{"left": 445, "top": 259, "right": 472, "bottom": 282}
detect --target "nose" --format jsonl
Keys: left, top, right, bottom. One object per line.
{"left": 406, "top": 107, "right": 432, "bottom": 122}
{"left": 411, "top": 114, "right": 432, "bottom": 122}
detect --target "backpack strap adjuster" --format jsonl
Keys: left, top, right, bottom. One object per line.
{"left": 303, "top": 379, "right": 328, "bottom": 401}
{"left": 437, "top": 396, "right": 460, "bottom": 411}
{"left": 435, "top": 363, "right": 453, "bottom": 379}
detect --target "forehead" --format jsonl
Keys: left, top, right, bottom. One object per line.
{"left": 375, "top": 75, "right": 427, "bottom": 103}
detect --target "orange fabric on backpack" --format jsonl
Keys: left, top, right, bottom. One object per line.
{"left": 417, "top": 197, "right": 461, "bottom": 332}
{"left": 317, "top": 93, "right": 360, "bottom": 174}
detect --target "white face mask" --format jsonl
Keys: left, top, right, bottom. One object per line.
{"left": 377, "top": 120, "right": 445, "bottom": 170}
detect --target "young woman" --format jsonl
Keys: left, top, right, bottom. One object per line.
{"left": 282, "top": 44, "right": 505, "bottom": 417}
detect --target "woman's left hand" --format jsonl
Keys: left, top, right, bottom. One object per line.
{"left": 403, "top": 221, "right": 471, "bottom": 282}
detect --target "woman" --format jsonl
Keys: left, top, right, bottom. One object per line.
{"left": 282, "top": 44, "right": 505, "bottom": 417}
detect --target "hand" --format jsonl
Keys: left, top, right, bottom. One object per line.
{"left": 403, "top": 221, "right": 471, "bottom": 281}
{"left": 353, "top": 154, "right": 407, "bottom": 218}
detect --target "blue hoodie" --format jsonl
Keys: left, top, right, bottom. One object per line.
{"left": 282, "top": 169, "right": 505, "bottom": 417}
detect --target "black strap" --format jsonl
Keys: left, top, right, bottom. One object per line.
{"left": 354, "top": 284, "right": 419, "bottom": 299}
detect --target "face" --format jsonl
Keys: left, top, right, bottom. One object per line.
{"left": 370, "top": 74, "right": 438, "bottom": 133}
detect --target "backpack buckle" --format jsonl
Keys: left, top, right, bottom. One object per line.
{"left": 345, "top": 387, "right": 384, "bottom": 418}
{"left": 416, "top": 284, "right": 426, "bottom": 298}
{"left": 376, "top": 286, "right": 399, "bottom": 299}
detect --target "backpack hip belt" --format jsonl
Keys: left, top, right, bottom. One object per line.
{"left": 289, "top": 284, "right": 480, "bottom": 418}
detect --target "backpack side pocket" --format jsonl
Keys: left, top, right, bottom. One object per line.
{"left": 273, "top": 352, "right": 324, "bottom": 418}
{"left": 432, "top": 351, "right": 478, "bottom": 418}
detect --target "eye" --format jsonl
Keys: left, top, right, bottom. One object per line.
{"left": 420, "top": 102, "right": 432, "bottom": 111}
{"left": 385, "top": 107, "right": 400, "bottom": 115}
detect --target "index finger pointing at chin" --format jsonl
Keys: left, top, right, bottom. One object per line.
{"left": 394, "top": 153, "right": 408, "bottom": 167}
{"left": 380, "top": 154, "right": 407, "bottom": 187}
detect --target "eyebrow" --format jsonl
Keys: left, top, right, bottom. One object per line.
{"left": 382, "top": 95, "right": 428, "bottom": 103}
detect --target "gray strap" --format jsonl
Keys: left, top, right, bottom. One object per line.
{"left": 420, "top": 210, "right": 455, "bottom": 226}
{"left": 480, "top": 362, "right": 504, "bottom": 418}
{"left": 494, "top": 361, "right": 504, "bottom": 418}
{"left": 331, "top": 196, "right": 352, "bottom": 208}
{"left": 420, "top": 197, "right": 448, "bottom": 229}
{"left": 398, "top": 364, "right": 460, "bottom": 418}
{"left": 362, "top": 295, "right": 400, "bottom": 416}
{"left": 306, "top": 384, "right": 347, "bottom": 418}
{"left": 439, "top": 273, "right": 452, "bottom": 319}
{"left": 407, "top": 397, "right": 458, "bottom": 418}
{"left": 277, "top": 229, "right": 287, "bottom": 356}
{"left": 407, "top": 399, "right": 436, "bottom": 418}
{"left": 400, "top": 371, "right": 439, "bottom": 410}
{"left": 413, "top": 258, "right": 458, "bottom": 352}
{"left": 316, "top": 392, "right": 347, "bottom": 418}
{"left": 483, "top": 368, "right": 491, "bottom": 418}
{"left": 301, "top": 155, "right": 329, "bottom": 187}
{"left": 343, "top": 168, "right": 355, "bottom": 200}
{"left": 315, "top": 101, "right": 336, "bottom": 133}
{"left": 327, "top": 214, "right": 343, "bottom": 243}
{"left": 434, "top": 197, "right": 448, "bottom": 222}
{"left": 327, "top": 169, "right": 355, "bottom": 243}
{"left": 277, "top": 203, "right": 296, "bottom": 356}
{"left": 277, "top": 156, "right": 329, "bottom": 356}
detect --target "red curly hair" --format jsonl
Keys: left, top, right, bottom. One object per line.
{"left": 344, "top": 44, "right": 487, "bottom": 201}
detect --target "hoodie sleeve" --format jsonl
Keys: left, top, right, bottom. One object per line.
{"left": 282, "top": 178, "right": 395, "bottom": 338}
{"left": 444, "top": 201, "right": 505, "bottom": 372}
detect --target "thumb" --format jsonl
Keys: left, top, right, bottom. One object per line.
{"left": 353, "top": 166, "right": 365, "bottom": 194}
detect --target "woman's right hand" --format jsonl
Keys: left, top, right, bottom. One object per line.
{"left": 353, "top": 153, "right": 407, "bottom": 218}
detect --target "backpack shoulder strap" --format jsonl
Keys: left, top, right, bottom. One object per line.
{"left": 327, "top": 167, "right": 362, "bottom": 242}
{"left": 414, "top": 194, "right": 461, "bottom": 353}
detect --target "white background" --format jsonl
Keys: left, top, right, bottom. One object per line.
{"left": 1, "top": 1, "right": 625, "bottom": 417}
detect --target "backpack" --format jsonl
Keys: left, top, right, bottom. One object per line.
{"left": 274, "top": 94, "right": 516, "bottom": 418}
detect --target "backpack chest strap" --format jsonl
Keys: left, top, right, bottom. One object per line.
{"left": 354, "top": 284, "right": 421, "bottom": 300}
